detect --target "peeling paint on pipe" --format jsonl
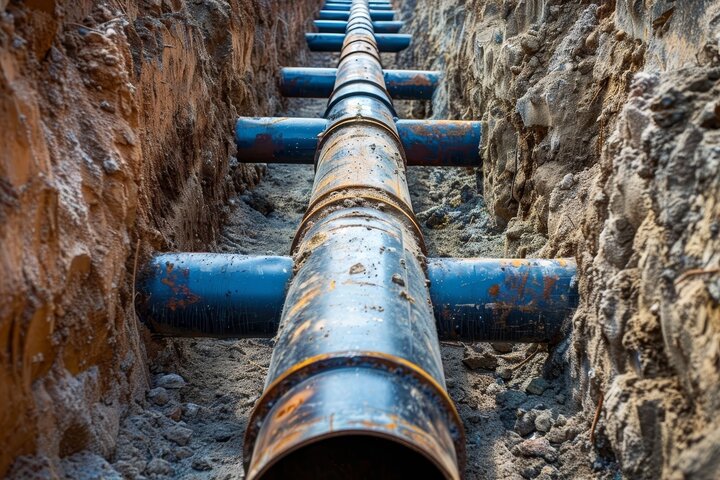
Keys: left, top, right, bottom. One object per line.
{"left": 136, "top": 254, "right": 577, "bottom": 343}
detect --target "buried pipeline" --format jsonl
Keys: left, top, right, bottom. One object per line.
{"left": 136, "top": 0, "right": 579, "bottom": 478}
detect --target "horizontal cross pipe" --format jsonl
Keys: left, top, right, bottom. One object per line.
{"left": 306, "top": 32, "right": 410, "bottom": 52}
{"left": 136, "top": 254, "right": 577, "bottom": 343}
{"left": 314, "top": 19, "right": 403, "bottom": 33}
{"left": 279, "top": 67, "right": 439, "bottom": 99}
{"left": 318, "top": 9, "right": 395, "bottom": 21}
{"left": 324, "top": 3, "right": 394, "bottom": 10}
{"left": 234, "top": 117, "right": 481, "bottom": 167}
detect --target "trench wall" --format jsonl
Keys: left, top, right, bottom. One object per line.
{"left": 0, "top": 0, "right": 320, "bottom": 474}
{"left": 398, "top": 0, "right": 720, "bottom": 477}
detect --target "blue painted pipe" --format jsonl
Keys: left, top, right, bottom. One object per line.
{"left": 136, "top": 254, "right": 293, "bottom": 337}
{"left": 234, "top": 117, "right": 481, "bottom": 167}
{"left": 318, "top": 10, "right": 395, "bottom": 21}
{"left": 137, "top": 254, "right": 576, "bottom": 343}
{"left": 306, "top": 32, "right": 410, "bottom": 52}
{"left": 314, "top": 19, "right": 403, "bottom": 33}
{"left": 428, "top": 258, "right": 578, "bottom": 343}
{"left": 324, "top": 3, "right": 393, "bottom": 10}
{"left": 279, "top": 67, "right": 439, "bottom": 99}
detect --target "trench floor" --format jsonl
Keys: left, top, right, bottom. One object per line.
{"left": 110, "top": 53, "right": 605, "bottom": 480}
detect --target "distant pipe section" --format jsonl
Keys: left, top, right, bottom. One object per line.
{"left": 279, "top": 67, "right": 438, "bottom": 99}
{"left": 314, "top": 19, "right": 404, "bottom": 33}
{"left": 234, "top": 117, "right": 481, "bottom": 167}
{"left": 324, "top": 2, "right": 394, "bottom": 10}
{"left": 137, "top": 254, "right": 577, "bottom": 343}
{"left": 318, "top": 9, "right": 395, "bottom": 21}
{"left": 306, "top": 32, "right": 410, "bottom": 52}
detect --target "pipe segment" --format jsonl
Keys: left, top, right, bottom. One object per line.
{"left": 318, "top": 9, "right": 395, "bottom": 21}
{"left": 234, "top": 117, "right": 482, "bottom": 167}
{"left": 324, "top": 3, "right": 394, "bottom": 10}
{"left": 279, "top": 66, "right": 438, "bottom": 99}
{"left": 242, "top": 1, "right": 464, "bottom": 478}
{"left": 137, "top": 254, "right": 578, "bottom": 343}
{"left": 306, "top": 32, "right": 411, "bottom": 52}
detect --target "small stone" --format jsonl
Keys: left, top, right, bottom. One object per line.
{"left": 534, "top": 410, "right": 554, "bottom": 432}
{"left": 462, "top": 350, "right": 498, "bottom": 371}
{"left": 166, "top": 404, "right": 183, "bottom": 421}
{"left": 512, "top": 437, "right": 558, "bottom": 462}
{"left": 156, "top": 373, "right": 187, "bottom": 389}
{"left": 145, "top": 458, "right": 173, "bottom": 476}
{"left": 148, "top": 387, "right": 169, "bottom": 406}
{"left": 555, "top": 393, "right": 566, "bottom": 404}
{"left": 514, "top": 412, "right": 536, "bottom": 436}
{"left": 497, "top": 389, "right": 528, "bottom": 409}
{"left": 213, "top": 423, "right": 239, "bottom": 442}
{"left": 460, "top": 184, "right": 474, "bottom": 203}
{"left": 526, "top": 378, "right": 550, "bottom": 395}
{"left": 538, "top": 465, "right": 560, "bottom": 479}
{"left": 174, "top": 447, "right": 193, "bottom": 460}
{"left": 391, "top": 274, "right": 405, "bottom": 286}
{"left": 559, "top": 173, "right": 574, "bottom": 190}
{"left": 498, "top": 366, "right": 513, "bottom": 380}
{"left": 491, "top": 342, "right": 513, "bottom": 354}
{"left": 521, "top": 36, "right": 540, "bottom": 54}
{"left": 425, "top": 206, "right": 449, "bottom": 229}
{"left": 445, "top": 378, "right": 456, "bottom": 389}
{"left": 554, "top": 414, "right": 567, "bottom": 427}
{"left": 164, "top": 425, "right": 193, "bottom": 446}
{"left": 99, "top": 100, "right": 115, "bottom": 113}
{"left": 102, "top": 157, "right": 121, "bottom": 175}
{"left": 183, "top": 403, "right": 200, "bottom": 419}
{"left": 191, "top": 457, "right": 213, "bottom": 471}
{"left": 545, "top": 426, "right": 567, "bottom": 444}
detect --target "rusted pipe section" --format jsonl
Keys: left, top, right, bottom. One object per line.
{"left": 243, "top": 1, "right": 464, "bottom": 478}
{"left": 234, "top": 117, "right": 481, "bottom": 167}
{"left": 279, "top": 67, "right": 439, "bottom": 99}
{"left": 137, "top": 254, "right": 577, "bottom": 342}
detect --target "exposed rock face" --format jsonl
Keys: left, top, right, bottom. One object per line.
{"left": 0, "top": 0, "right": 319, "bottom": 475}
{"left": 399, "top": 0, "right": 720, "bottom": 477}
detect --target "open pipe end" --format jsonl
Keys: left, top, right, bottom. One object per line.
{"left": 245, "top": 367, "right": 462, "bottom": 480}
{"left": 255, "top": 435, "right": 446, "bottom": 480}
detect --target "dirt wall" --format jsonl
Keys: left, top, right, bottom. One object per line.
{"left": 0, "top": 0, "right": 319, "bottom": 475}
{"left": 398, "top": 0, "right": 720, "bottom": 477}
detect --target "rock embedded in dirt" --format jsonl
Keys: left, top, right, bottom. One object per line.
{"left": 491, "top": 342, "right": 514, "bottom": 353}
{"left": 156, "top": 373, "right": 187, "bottom": 389}
{"left": 191, "top": 456, "right": 213, "bottom": 471}
{"left": 145, "top": 458, "right": 173, "bottom": 476}
{"left": 534, "top": 410, "right": 554, "bottom": 432}
{"left": 513, "top": 437, "right": 559, "bottom": 462}
{"left": 526, "top": 377, "right": 550, "bottom": 395}
{"left": 164, "top": 425, "right": 193, "bottom": 446}
{"left": 148, "top": 387, "right": 170, "bottom": 406}
{"left": 515, "top": 411, "right": 537, "bottom": 437}
{"left": 498, "top": 366, "right": 514, "bottom": 380}
{"left": 462, "top": 350, "right": 498, "bottom": 371}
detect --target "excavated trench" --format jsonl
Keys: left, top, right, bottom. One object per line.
{"left": 2, "top": 0, "right": 719, "bottom": 479}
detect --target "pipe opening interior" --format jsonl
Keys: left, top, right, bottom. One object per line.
{"left": 256, "top": 435, "right": 447, "bottom": 480}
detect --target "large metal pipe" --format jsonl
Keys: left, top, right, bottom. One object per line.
{"left": 314, "top": 19, "right": 403, "bottom": 33}
{"left": 318, "top": 9, "right": 395, "bottom": 21}
{"left": 279, "top": 67, "right": 438, "bottom": 99}
{"left": 306, "top": 32, "right": 410, "bottom": 52}
{"left": 137, "top": 254, "right": 577, "bottom": 343}
{"left": 234, "top": 117, "right": 481, "bottom": 167}
{"left": 243, "top": 1, "right": 464, "bottom": 478}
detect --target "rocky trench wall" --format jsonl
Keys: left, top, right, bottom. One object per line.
{"left": 398, "top": 0, "right": 720, "bottom": 477}
{"left": 0, "top": 0, "right": 319, "bottom": 474}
